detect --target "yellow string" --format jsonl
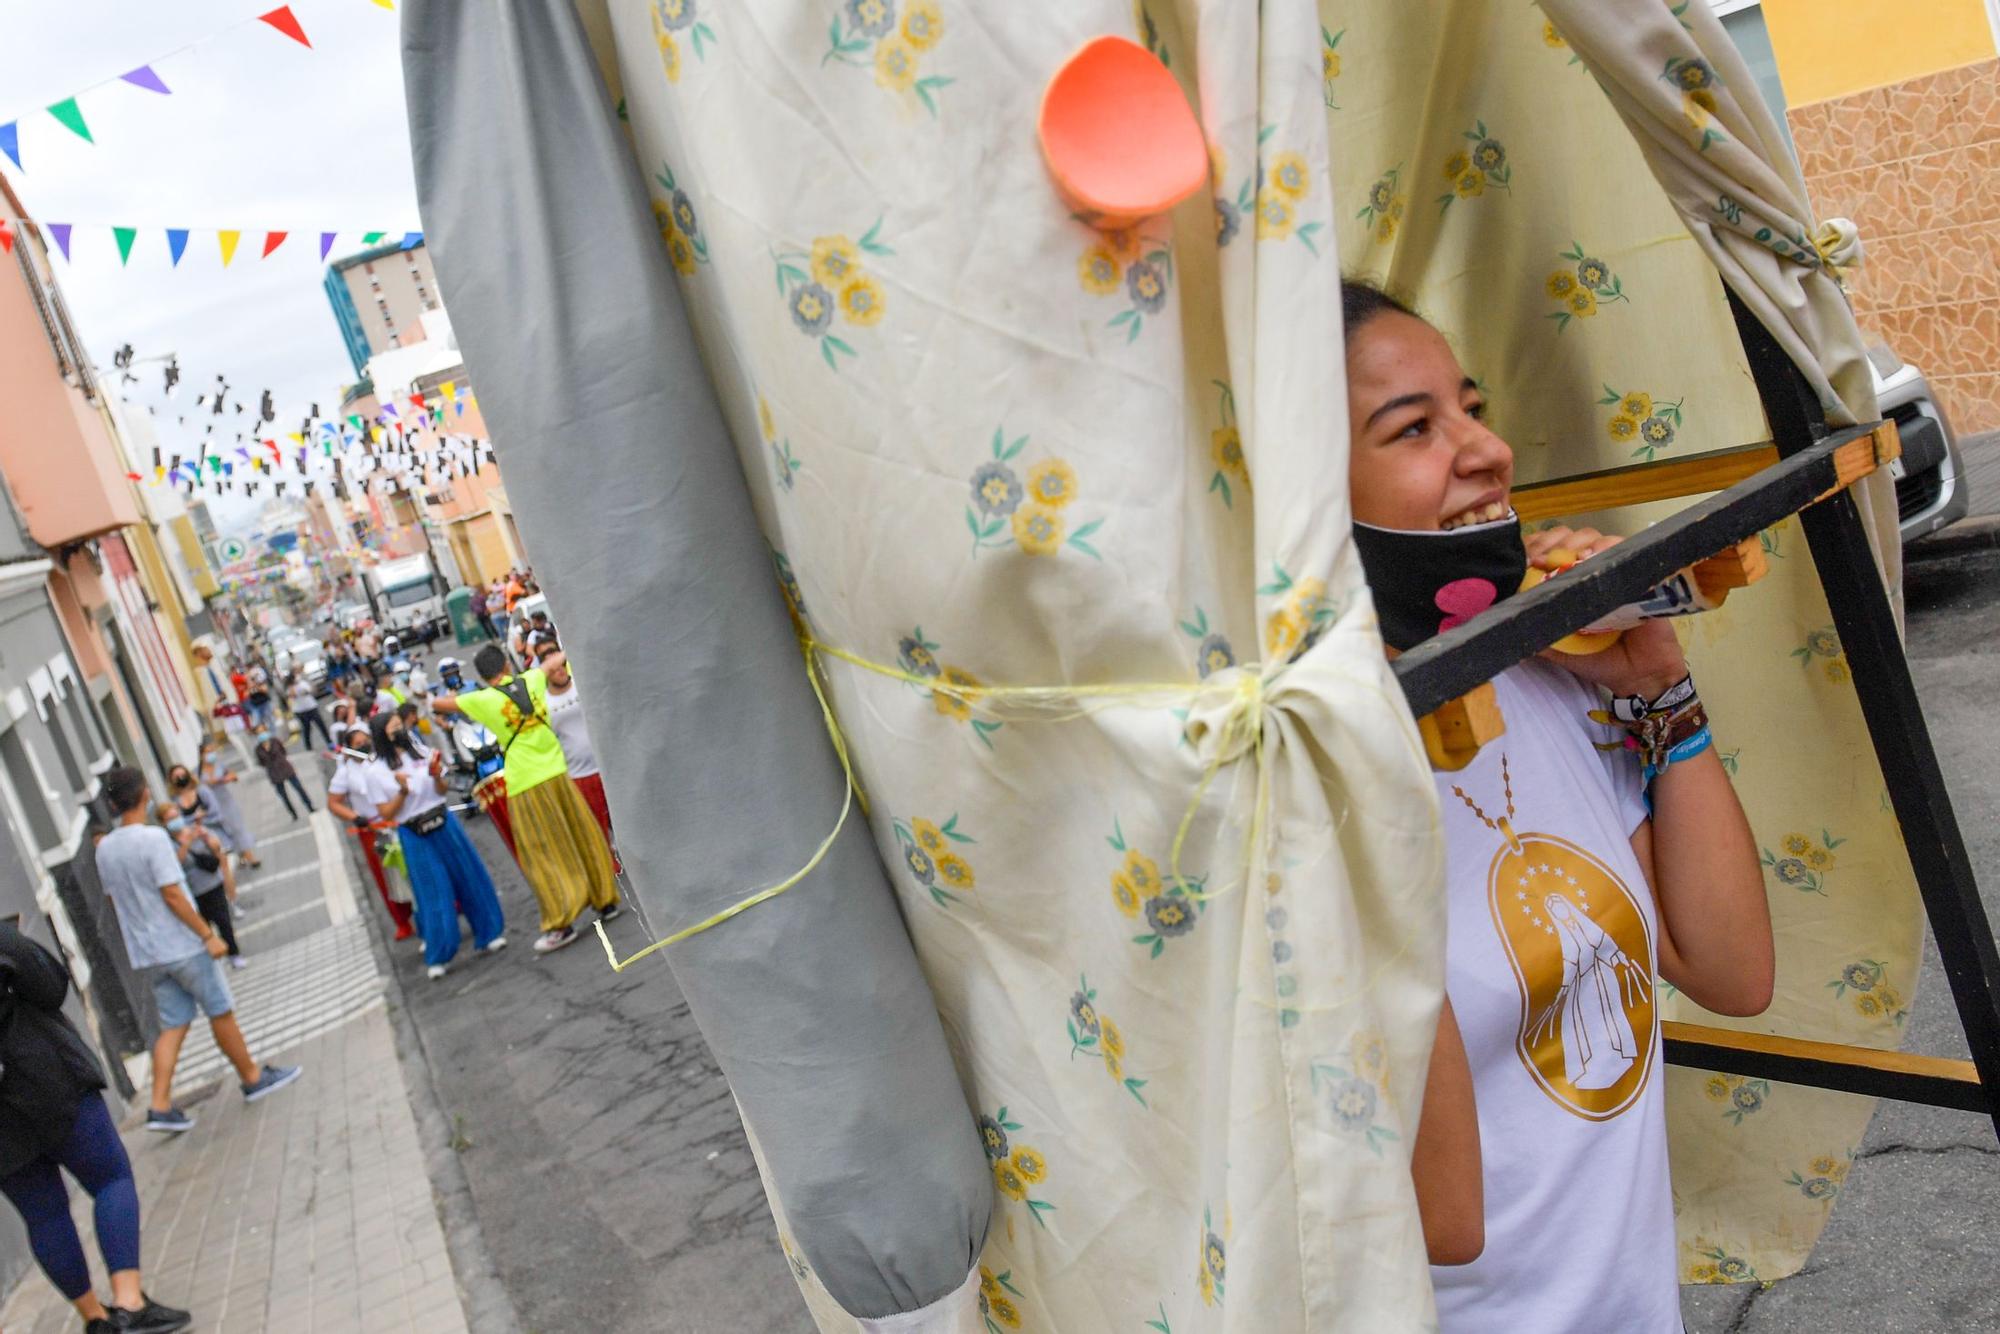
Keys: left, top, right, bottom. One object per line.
{"left": 596, "top": 633, "right": 1278, "bottom": 971}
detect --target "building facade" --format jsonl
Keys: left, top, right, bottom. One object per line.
{"left": 323, "top": 238, "right": 444, "bottom": 376}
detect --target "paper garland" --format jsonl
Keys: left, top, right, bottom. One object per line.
{"left": 24, "top": 222, "right": 421, "bottom": 268}
{"left": 0, "top": 4, "right": 397, "bottom": 173}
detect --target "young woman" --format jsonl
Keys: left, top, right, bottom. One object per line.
{"left": 194, "top": 744, "right": 260, "bottom": 870}
{"left": 253, "top": 728, "right": 315, "bottom": 821}
{"left": 1341, "top": 281, "right": 1773, "bottom": 1331}
{"left": 158, "top": 802, "right": 244, "bottom": 970}
{"left": 326, "top": 725, "right": 418, "bottom": 943}
{"left": 0, "top": 923, "right": 192, "bottom": 1334}
{"left": 367, "top": 713, "right": 507, "bottom": 980}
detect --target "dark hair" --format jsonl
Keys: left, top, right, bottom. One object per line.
{"left": 1341, "top": 279, "right": 1419, "bottom": 341}
{"left": 369, "top": 712, "right": 412, "bottom": 759}
{"left": 473, "top": 644, "right": 509, "bottom": 681}
{"left": 104, "top": 766, "right": 148, "bottom": 815}
{"left": 397, "top": 702, "right": 420, "bottom": 724}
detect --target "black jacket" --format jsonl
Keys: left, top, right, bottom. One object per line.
{"left": 0, "top": 924, "right": 106, "bottom": 1176}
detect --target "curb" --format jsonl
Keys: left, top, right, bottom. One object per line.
{"left": 331, "top": 765, "right": 524, "bottom": 1334}
{"left": 1907, "top": 513, "right": 2000, "bottom": 560}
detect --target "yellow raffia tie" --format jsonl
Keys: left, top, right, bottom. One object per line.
{"left": 597, "top": 634, "right": 1278, "bottom": 972}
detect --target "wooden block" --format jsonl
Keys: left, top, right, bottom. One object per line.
{"left": 1692, "top": 538, "right": 1769, "bottom": 601}
{"left": 1419, "top": 683, "right": 1504, "bottom": 771}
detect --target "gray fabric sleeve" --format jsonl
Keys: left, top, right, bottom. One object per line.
{"left": 399, "top": 1, "right": 990, "bottom": 1319}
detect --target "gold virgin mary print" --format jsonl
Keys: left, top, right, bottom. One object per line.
{"left": 1453, "top": 759, "right": 1656, "bottom": 1120}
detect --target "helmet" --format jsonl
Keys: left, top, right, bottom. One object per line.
{"left": 390, "top": 658, "right": 412, "bottom": 675}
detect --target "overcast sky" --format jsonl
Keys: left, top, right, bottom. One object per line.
{"left": 0, "top": 0, "right": 422, "bottom": 530}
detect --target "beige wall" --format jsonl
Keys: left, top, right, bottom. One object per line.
{"left": 336, "top": 246, "right": 444, "bottom": 363}
{"left": 1790, "top": 57, "right": 2000, "bottom": 434}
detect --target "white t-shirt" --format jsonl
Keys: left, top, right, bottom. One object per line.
{"left": 384, "top": 743, "right": 448, "bottom": 825}
{"left": 290, "top": 679, "right": 320, "bottom": 713}
{"left": 543, "top": 680, "right": 599, "bottom": 778}
{"left": 328, "top": 755, "right": 389, "bottom": 819}
{"left": 1430, "top": 660, "right": 1677, "bottom": 1334}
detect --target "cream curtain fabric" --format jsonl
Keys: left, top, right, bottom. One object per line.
{"left": 602, "top": 0, "right": 1448, "bottom": 1328}
{"left": 1327, "top": 0, "right": 1921, "bottom": 1288}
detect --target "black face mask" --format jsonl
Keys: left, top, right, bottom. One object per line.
{"left": 1351, "top": 514, "right": 1528, "bottom": 652}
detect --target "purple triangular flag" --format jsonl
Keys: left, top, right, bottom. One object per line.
{"left": 318, "top": 230, "right": 336, "bottom": 261}
{"left": 0, "top": 121, "right": 18, "bottom": 171}
{"left": 120, "top": 66, "right": 172, "bottom": 95}
{"left": 47, "top": 223, "right": 71, "bottom": 260}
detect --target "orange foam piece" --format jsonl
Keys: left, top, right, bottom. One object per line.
{"left": 1038, "top": 35, "right": 1208, "bottom": 229}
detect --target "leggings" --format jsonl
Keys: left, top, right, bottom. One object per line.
{"left": 270, "top": 773, "right": 315, "bottom": 818}
{"left": 0, "top": 1095, "right": 141, "bottom": 1300}
{"left": 195, "top": 886, "right": 240, "bottom": 957}
{"left": 296, "top": 709, "right": 331, "bottom": 750}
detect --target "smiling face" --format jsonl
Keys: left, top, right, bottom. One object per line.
{"left": 1345, "top": 308, "right": 1515, "bottom": 532}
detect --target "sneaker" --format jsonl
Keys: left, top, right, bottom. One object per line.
{"left": 426, "top": 964, "right": 448, "bottom": 980}
{"left": 241, "top": 1064, "right": 303, "bottom": 1103}
{"left": 532, "top": 926, "right": 578, "bottom": 954}
{"left": 109, "top": 1293, "right": 193, "bottom": 1334}
{"left": 144, "top": 1107, "right": 195, "bottom": 1134}
{"left": 483, "top": 936, "right": 509, "bottom": 954}
{"left": 229, "top": 956, "right": 249, "bottom": 970}
{"left": 597, "top": 902, "right": 622, "bottom": 924}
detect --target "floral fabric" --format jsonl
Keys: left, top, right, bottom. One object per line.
{"left": 603, "top": 0, "right": 1446, "bottom": 1328}
{"left": 1328, "top": 0, "right": 1919, "bottom": 1287}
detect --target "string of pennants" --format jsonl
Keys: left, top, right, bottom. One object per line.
{"left": 0, "top": 3, "right": 395, "bottom": 174}
{"left": 0, "top": 219, "right": 423, "bottom": 267}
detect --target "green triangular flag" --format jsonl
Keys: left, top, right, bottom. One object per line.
{"left": 113, "top": 227, "right": 136, "bottom": 265}
{"left": 361, "top": 231, "right": 385, "bottom": 245}
{"left": 47, "top": 98, "right": 92, "bottom": 143}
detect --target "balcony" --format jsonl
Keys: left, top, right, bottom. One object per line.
{"left": 0, "top": 212, "right": 140, "bottom": 548}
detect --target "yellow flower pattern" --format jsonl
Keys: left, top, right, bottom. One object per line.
{"left": 1355, "top": 165, "right": 1406, "bottom": 244}
{"left": 1546, "top": 241, "right": 1629, "bottom": 332}
{"left": 1258, "top": 563, "right": 1334, "bottom": 665}
{"left": 826, "top": 0, "right": 954, "bottom": 116}
{"left": 1207, "top": 380, "right": 1248, "bottom": 507}
{"left": 649, "top": 0, "right": 716, "bottom": 83}
{"left": 773, "top": 218, "right": 892, "bottom": 370}
{"left": 1598, "top": 384, "right": 1685, "bottom": 461}
{"left": 1437, "top": 119, "right": 1510, "bottom": 213}
{"left": 1321, "top": 26, "right": 1344, "bottom": 109}
{"left": 976, "top": 1106, "right": 1054, "bottom": 1227}
{"left": 966, "top": 428, "right": 1103, "bottom": 559}
{"left": 1107, "top": 819, "right": 1206, "bottom": 959}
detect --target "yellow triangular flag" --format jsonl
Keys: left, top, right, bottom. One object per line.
{"left": 439, "top": 380, "right": 457, "bottom": 403}
{"left": 218, "top": 230, "right": 241, "bottom": 267}
{"left": 371, "top": 0, "right": 395, "bottom": 8}
{"left": 288, "top": 432, "right": 304, "bottom": 447}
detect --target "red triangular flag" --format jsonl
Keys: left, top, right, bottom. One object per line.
{"left": 261, "top": 231, "right": 288, "bottom": 258}
{"left": 258, "top": 6, "right": 312, "bottom": 48}
{"left": 0, "top": 220, "right": 12, "bottom": 255}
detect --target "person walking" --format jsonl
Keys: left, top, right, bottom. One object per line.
{"left": 469, "top": 581, "right": 495, "bottom": 642}
{"left": 158, "top": 803, "right": 244, "bottom": 970}
{"left": 288, "top": 671, "right": 330, "bottom": 751}
{"left": 244, "top": 662, "right": 273, "bottom": 732}
{"left": 486, "top": 581, "right": 511, "bottom": 657}
{"left": 193, "top": 744, "right": 261, "bottom": 871}
{"left": 432, "top": 645, "right": 619, "bottom": 953}
{"left": 534, "top": 642, "right": 614, "bottom": 856}
{"left": 0, "top": 922, "right": 194, "bottom": 1334}
{"left": 368, "top": 714, "right": 506, "bottom": 979}
{"left": 327, "top": 726, "right": 417, "bottom": 942}
{"left": 253, "top": 729, "right": 315, "bottom": 821}
{"left": 92, "top": 768, "right": 301, "bottom": 1135}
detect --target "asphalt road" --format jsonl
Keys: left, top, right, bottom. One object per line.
{"left": 380, "top": 558, "right": 2000, "bottom": 1333}
{"left": 1682, "top": 542, "right": 2000, "bottom": 1333}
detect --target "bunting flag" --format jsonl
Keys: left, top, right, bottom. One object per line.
{"left": 119, "top": 66, "right": 171, "bottom": 95}
{"left": 399, "top": 231, "right": 423, "bottom": 249}
{"left": 361, "top": 231, "right": 385, "bottom": 244}
{"left": 319, "top": 231, "right": 337, "bottom": 261}
{"left": 47, "top": 223, "right": 72, "bottom": 260}
{"left": 46, "top": 98, "right": 91, "bottom": 143}
{"left": 439, "top": 381, "right": 457, "bottom": 403}
{"left": 217, "top": 230, "right": 241, "bottom": 266}
{"left": 0, "top": 219, "right": 13, "bottom": 254}
{"left": 113, "top": 226, "right": 136, "bottom": 265}
{"left": 167, "top": 228, "right": 189, "bottom": 266}
{"left": 261, "top": 231, "right": 288, "bottom": 258}
{"left": 258, "top": 6, "right": 312, "bottom": 49}
{"left": 0, "top": 122, "right": 19, "bottom": 171}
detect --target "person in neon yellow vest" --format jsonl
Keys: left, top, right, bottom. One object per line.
{"left": 430, "top": 644, "right": 620, "bottom": 953}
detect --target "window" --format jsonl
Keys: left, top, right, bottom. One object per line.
{"left": 384, "top": 581, "right": 435, "bottom": 609}
{"left": 1715, "top": 2, "right": 1795, "bottom": 159}
{"left": 0, "top": 727, "right": 58, "bottom": 850}
{"left": 62, "top": 687, "right": 104, "bottom": 762}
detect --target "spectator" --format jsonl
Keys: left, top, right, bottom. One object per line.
{"left": 0, "top": 922, "right": 193, "bottom": 1334}
{"left": 92, "top": 767, "right": 301, "bottom": 1136}
{"left": 156, "top": 803, "right": 244, "bottom": 971}
{"left": 254, "top": 729, "right": 315, "bottom": 821}
{"left": 487, "top": 581, "right": 511, "bottom": 655}
{"left": 354, "top": 628, "right": 382, "bottom": 691}
{"left": 326, "top": 640, "right": 353, "bottom": 694}
{"left": 244, "top": 663, "right": 273, "bottom": 732}
{"left": 326, "top": 726, "right": 417, "bottom": 942}
{"left": 194, "top": 744, "right": 261, "bottom": 871}
{"left": 469, "top": 582, "right": 495, "bottom": 641}
{"left": 368, "top": 714, "right": 506, "bottom": 979}
{"left": 228, "top": 667, "right": 249, "bottom": 706}
{"left": 536, "top": 642, "right": 612, "bottom": 853}
{"left": 289, "top": 672, "right": 329, "bottom": 751}
{"left": 431, "top": 644, "right": 619, "bottom": 953}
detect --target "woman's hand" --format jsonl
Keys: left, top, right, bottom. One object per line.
{"left": 1529, "top": 526, "right": 1688, "bottom": 701}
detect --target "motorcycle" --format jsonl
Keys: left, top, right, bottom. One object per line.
{"left": 444, "top": 714, "right": 503, "bottom": 815}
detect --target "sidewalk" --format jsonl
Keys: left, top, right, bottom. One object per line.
{"left": 0, "top": 757, "right": 471, "bottom": 1334}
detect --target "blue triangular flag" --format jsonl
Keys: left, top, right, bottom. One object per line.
{"left": 399, "top": 231, "right": 423, "bottom": 249}
{"left": 0, "top": 121, "right": 18, "bottom": 171}
{"left": 166, "top": 228, "right": 189, "bottom": 266}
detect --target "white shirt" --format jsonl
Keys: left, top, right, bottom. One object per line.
{"left": 1430, "top": 660, "right": 1677, "bottom": 1334}
{"left": 407, "top": 664, "right": 430, "bottom": 696}
{"left": 543, "top": 678, "right": 599, "bottom": 778}
{"left": 329, "top": 755, "right": 390, "bottom": 819}
{"left": 383, "top": 742, "right": 448, "bottom": 825}
{"left": 290, "top": 679, "right": 320, "bottom": 713}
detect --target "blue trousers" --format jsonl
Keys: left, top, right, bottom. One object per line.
{"left": 0, "top": 1095, "right": 140, "bottom": 1300}
{"left": 398, "top": 809, "right": 506, "bottom": 966}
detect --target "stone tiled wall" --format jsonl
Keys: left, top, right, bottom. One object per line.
{"left": 1789, "top": 57, "right": 2000, "bottom": 434}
